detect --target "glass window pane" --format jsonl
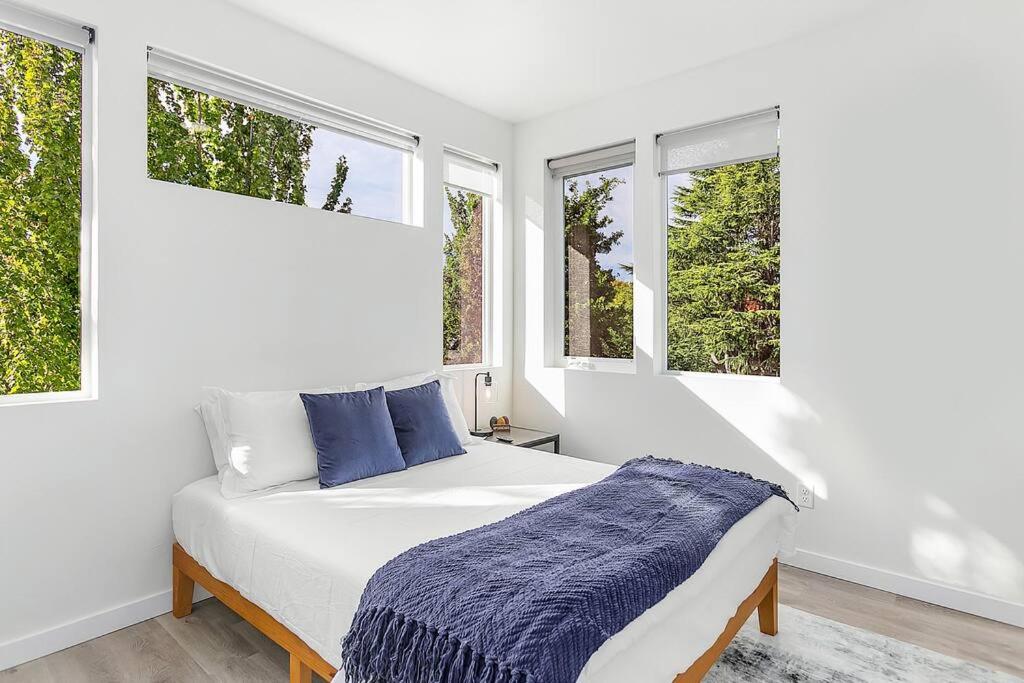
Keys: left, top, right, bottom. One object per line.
{"left": 563, "top": 165, "right": 633, "bottom": 359}
{"left": 442, "top": 187, "right": 485, "bottom": 365}
{"left": 146, "top": 78, "right": 407, "bottom": 223}
{"left": 1, "top": 28, "right": 83, "bottom": 395}
{"left": 666, "top": 157, "right": 780, "bottom": 376}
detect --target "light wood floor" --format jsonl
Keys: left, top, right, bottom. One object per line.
{"left": 3, "top": 565, "right": 1022, "bottom": 682}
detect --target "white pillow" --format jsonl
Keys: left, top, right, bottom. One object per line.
{"left": 355, "top": 371, "right": 473, "bottom": 445}
{"left": 196, "top": 387, "right": 231, "bottom": 478}
{"left": 196, "top": 385, "right": 342, "bottom": 497}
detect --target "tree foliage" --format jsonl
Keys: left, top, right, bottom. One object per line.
{"left": 146, "top": 78, "right": 353, "bottom": 212}
{"left": 442, "top": 188, "right": 483, "bottom": 365}
{"left": 562, "top": 175, "right": 632, "bottom": 359}
{"left": 0, "top": 30, "right": 82, "bottom": 394}
{"left": 667, "top": 158, "right": 780, "bottom": 375}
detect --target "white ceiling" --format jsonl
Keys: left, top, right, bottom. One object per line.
{"left": 226, "top": 0, "right": 882, "bottom": 123}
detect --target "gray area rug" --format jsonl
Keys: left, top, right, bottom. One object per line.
{"left": 705, "top": 605, "right": 1020, "bottom": 682}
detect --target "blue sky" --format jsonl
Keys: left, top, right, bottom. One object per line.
{"left": 305, "top": 128, "right": 404, "bottom": 222}
{"left": 666, "top": 172, "right": 692, "bottom": 222}
{"left": 565, "top": 165, "right": 633, "bottom": 281}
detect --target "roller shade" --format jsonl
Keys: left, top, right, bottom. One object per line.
{"left": 548, "top": 141, "right": 635, "bottom": 174}
{"left": 0, "top": 4, "right": 93, "bottom": 52}
{"left": 147, "top": 47, "right": 418, "bottom": 152}
{"left": 658, "top": 108, "right": 778, "bottom": 176}
{"left": 444, "top": 148, "right": 497, "bottom": 196}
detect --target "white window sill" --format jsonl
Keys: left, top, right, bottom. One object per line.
{"left": 550, "top": 358, "right": 636, "bottom": 375}
{"left": 442, "top": 362, "right": 498, "bottom": 373}
{"left": 660, "top": 369, "right": 781, "bottom": 384}
{"left": 0, "top": 390, "right": 97, "bottom": 408}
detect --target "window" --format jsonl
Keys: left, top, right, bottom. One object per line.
{"left": 660, "top": 109, "right": 780, "bottom": 376}
{"left": 1, "top": 9, "right": 93, "bottom": 400}
{"left": 442, "top": 149, "right": 496, "bottom": 367}
{"left": 146, "top": 48, "right": 416, "bottom": 224}
{"left": 549, "top": 143, "right": 634, "bottom": 365}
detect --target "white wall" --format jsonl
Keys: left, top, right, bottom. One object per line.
{"left": 513, "top": 0, "right": 1024, "bottom": 623}
{"left": 0, "top": 0, "right": 513, "bottom": 660}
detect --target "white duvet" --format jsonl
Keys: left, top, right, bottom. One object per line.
{"left": 172, "top": 441, "right": 796, "bottom": 682}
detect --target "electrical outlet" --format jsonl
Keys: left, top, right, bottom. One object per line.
{"left": 797, "top": 484, "right": 814, "bottom": 509}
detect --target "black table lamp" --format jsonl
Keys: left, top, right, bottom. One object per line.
{"left": 471, "top": 371, "right": 494, "bottom": 436}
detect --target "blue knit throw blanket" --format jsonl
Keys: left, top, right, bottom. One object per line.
{"left": 342, "top": 457, "right": 794, "bottom": 683}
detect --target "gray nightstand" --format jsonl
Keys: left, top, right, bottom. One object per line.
{"left": 484, "top": 426, "right": 560, "bottom": 454}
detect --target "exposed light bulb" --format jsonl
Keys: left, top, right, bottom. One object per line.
{"left": 483, "top": 385, "right": 493, "bottom": 401}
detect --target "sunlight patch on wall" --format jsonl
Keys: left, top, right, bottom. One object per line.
{"left": 673, "top": 374, "right": 829, "bottom": 498}
{"left": 523, "top": 196, "right": 566, "bottom": 416}
{"left": 912, "top": 496, "right": 1024, "bottom": 602}
{"left": 634, "top": 279, "right": 654, "bottom": 361}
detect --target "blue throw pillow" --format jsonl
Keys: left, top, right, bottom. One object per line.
{"left": 385, "top": 380, "right": 467, "bottom": 467}
{"left": 300, "top": 387, "right": 406, "bottom": 488}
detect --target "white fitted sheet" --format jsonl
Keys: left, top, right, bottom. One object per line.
{"left": 172, "top": 442, "right": 796, "bottom": 682}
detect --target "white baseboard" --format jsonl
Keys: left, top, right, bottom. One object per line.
{"left": 785, "top": 548, "right": 1024, "bottom": 628}
{"left": 3, "top": 551, "right": 1021, "bottom": 673}
{"left": 0, "top": 586, "right": 213, "bottom": 672}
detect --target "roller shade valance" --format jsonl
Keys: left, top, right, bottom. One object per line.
{"left": 548, "top": 141, "right": 635, "bottom": 175}
{"left": 658, "top": 108, "right": 778, "bottom": 176}
{"left": 0, "top": 4, "right": 92, "bottom": 52}
{"left": 444, "top": 148, "right": 497, "bottom": 196}
{"left": 147, "top": 47, "right": 419, "bottom": 152}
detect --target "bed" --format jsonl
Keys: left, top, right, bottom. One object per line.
{"left": 172, "top": 440, "right": 796, "bottom": 682}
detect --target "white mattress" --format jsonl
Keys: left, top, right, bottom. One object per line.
{"left": 172, "top": 442, "right": 796, "bottom": 682}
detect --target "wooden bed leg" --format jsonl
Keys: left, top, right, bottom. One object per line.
{"left": 757, "top": 560, "right": 779, "bottom": 636}
{"left": 290, "top": 654, "right": 313, "bottom": 683}
{"left": 172, "top": 563, "right": 195, "bottom": 618}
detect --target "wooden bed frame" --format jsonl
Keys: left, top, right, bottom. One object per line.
{"left": 172, "top": 543, "right": 778, "bottom": 683}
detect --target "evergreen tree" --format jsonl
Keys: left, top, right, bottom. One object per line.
{"left": 666, "top": 158, "right": 780, "bottom": 375}
{"left": 442, "top": 188, "right": 483, "bottom": 365}
{"left": 562, "top": 175, "right": 632, "bottom": 359}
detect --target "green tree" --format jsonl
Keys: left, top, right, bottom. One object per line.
{"left": 322, "top": 155, "right": 353, "bottom": 213}
{"left": 563, "top": 175, "right": 632, "bottom": 359}
{"left": 666, "top": 158, "right": 780, "bottom": 375}
{"left": 0, "top": 30, "right": 82, "bottom": 394}
{"left": 442, "top": 188, "right": 483, "bottom": 365}
{"left": 146, "top": 78, "right": 352, "bottom": 211}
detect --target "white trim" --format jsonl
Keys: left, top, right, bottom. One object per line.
{"left": 0, "top": 390, "right": 95, "bottom": 408}
{"left": 442, "top": 181, "right": 494, "bottom": 369}
{"left": 146, "top": 46, "right": 418, "bottom": 152}
{"left": 4, "top": 551, "right": 1018, "bottom": 673}
{"left": 0, "top": 590, "right": 169, "bottom": 671}
{"left": 79, "top": 19, "right": 97, "bottom": 402}
{"left": 0, "top": 5, "right": 96, "bottom": 406}
{"left": 785, "top": 549, "right": 1024, "bottom": 628}
{"left": 561, "top": 357, "right": 635, "bottom": 374}
{"left": 547, "top": 149, "right": 637, "bottom": 370}
{"left": 656, "top": 110, "right": 782, "bottom": 379}
{"left": 0, "top": 586, "right": 214, "bottom": 671}
{"left": 0, "top": 2, "right": 92, "bottom": 52}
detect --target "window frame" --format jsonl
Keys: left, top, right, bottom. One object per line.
{"left": 656, "top": 108, "right": 782, "bottom": 381}
{"left": 0, "top": 8, "right": 96, "bottom": 407}
{"left": 547, "top": 147, "right": 637, "bottom": 373}
{"left": 441, "top": 148, "right": 497, "bottom": 371}
{"left": 146, "top": 47, "right": 419, "bottom": 226}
